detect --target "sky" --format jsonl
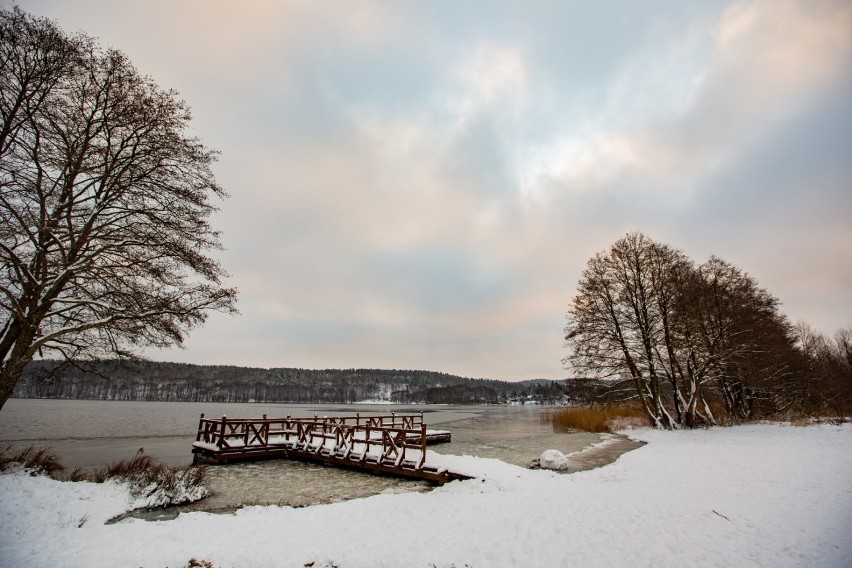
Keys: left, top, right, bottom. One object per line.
{"left": 9, "top": 0, "right": 852, "bottom": 381}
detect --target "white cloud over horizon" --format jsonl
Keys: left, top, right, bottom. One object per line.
{"left": 11, "top": 0, "right": 852, "bottom": 380}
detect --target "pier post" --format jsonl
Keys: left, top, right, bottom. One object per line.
{"left": 196, "top": 413, "right": 205, "bottom": 442}
{"left": 420, "top": 422, "right": 427, "bottom": 469}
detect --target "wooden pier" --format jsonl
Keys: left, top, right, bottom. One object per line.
{"left": 191, "top": 413, "right": 467, "bottom": 484}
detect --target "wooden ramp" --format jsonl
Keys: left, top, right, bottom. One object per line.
{"left": 191, "top": 413, "right": 468, "bottom": 484}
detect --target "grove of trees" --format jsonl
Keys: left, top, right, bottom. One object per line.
{"left": 0, "top": 8, "right": 237, "bottom": 409}
{"left": 14, "top": 359, "right": 584, "bottom": 405}
{"left": 564, "top": 233, "right": 851, "bottom": 428}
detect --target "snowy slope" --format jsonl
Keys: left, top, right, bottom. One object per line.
{"left": 1, "top": 423, "right": 850, "bottom": 567}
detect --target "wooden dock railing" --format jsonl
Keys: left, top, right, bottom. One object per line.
{"left": 192, "top": 413, "right": 461, "bottom": 483}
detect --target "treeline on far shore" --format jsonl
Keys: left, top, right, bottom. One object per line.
{"left": 14, "top": 360, "right": 601, "bottom": 405}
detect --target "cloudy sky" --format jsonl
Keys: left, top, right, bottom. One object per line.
{"left": 13, "top": 0, "right": 852, "bottom": 380}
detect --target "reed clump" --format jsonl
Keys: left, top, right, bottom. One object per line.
{"left": 0, "top": 444, "right": 65, "bottom": 476}
{"left": 93, "top": 449, "right": 208, "bottom": 507}
{"left": 92, "top": 449, "right": 163, "bottom": 483}
{"left": 1, "top": 445, "right": 208, "bottom": 507}
{"left": 550, "top": 404, "right": 651, "bottom": 433}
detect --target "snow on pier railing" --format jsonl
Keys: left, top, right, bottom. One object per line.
{"left": 191, "top": 413, "right": 462, "bottom": 484}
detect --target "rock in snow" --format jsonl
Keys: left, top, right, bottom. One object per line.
{"left": 539, "top": 449, "right": 570, "bottom": 470}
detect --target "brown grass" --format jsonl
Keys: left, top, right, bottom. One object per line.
{"left": 550, "top": 403, "right": 651, "bottom": 433}
{"left": 68, "top": 467, "right": 89, "bottom": 482}
{"left": 91, "top": 449, "right": 207, "bottom": 500}
{"left": 0, "top": 445, "right": 65, "bottom": 476}
{"left": 92, "top": 449, "right": 163, "bottom": 483}
{"left": 1, "top": 445, "right": 207, "bottom": 508}
{"left": 705, "top": 401, "right": 728, "bottom": 423}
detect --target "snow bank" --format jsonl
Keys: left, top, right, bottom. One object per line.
{"left": 1, "top": 424, "right": 850, "bottom": 567}
{"left": 0, "top": 467, "right": 132, "bottom": 530}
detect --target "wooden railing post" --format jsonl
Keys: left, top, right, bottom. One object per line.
{"left": 196, "top": 413, "right": 205, "bottom": 442}
{"left": 219, "top": 415, "right": 227, "bottom": 449}
{"left": 419, "top": 422, "right": 427, "bottom": 469}
{"left": 363, "top": 424, "right": 370, "bottom": 461}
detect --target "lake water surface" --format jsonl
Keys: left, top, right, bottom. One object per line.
{"left": 0, "top": 399, "right": 606, "bottom": 512}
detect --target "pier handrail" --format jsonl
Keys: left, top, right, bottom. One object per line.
{"left": 195, "top": 413, "right": 429, "bottom": 470}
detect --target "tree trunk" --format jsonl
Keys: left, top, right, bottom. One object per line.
{"left": 0, "top": 352, "right": 34, "bottom": 410}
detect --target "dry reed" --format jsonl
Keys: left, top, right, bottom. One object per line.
{"left": 0, "top": 444, "right": 65, "bottom": 476}
{"left": 92, "top": 449, "right": 207, "bottom": 503}
{"left": 550, "top": 404, "right": 651, "bottom": 433}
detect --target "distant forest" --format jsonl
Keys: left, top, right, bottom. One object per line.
{"left": 14, "top": 360, "right": 601, "bottom": 405}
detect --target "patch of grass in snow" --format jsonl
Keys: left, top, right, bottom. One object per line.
{"left": 0, "top": 444, "right": 65, "bottom": 476}
{"left": 92, "top": 449, "right": 208, "bottom": 507}
{"left": 1, "top": 445, "right": 208, "bottom": 508}
{"left": 91, "top": 448, "right": 167, "bottom": 482}
{"left": 550, "top": 404, "right": 651, "bottom": 433}
{"left": 58, "top": 513, "right": 89, "bottom": 528}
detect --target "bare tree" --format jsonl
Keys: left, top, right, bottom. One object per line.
{"left": 693, "top": 258, "right": 798, "bottom": 421}
{"left": 565, "top": 233, "right": 801, "bottom": 428}
{"left": 564, "top": 233, "right": 689, "bottom": 428}
{"left": 792, "top": 323, "right": 852, "bottom": 415}
{"left": 0, "top": 8, "right": 237, "bottom": 409}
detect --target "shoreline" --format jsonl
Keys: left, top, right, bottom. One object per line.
{"left": 119, "top": 430, "right": 645, "bottom": 522}
{"left": 2, "top": 423, "right": 850, "bottom": 566}
{"left": 564, "top": 432, "right": 646, "bottom": 473}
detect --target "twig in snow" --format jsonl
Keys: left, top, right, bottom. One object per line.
{"left": 712, "top": 509, "right": 732, "bottom": 521}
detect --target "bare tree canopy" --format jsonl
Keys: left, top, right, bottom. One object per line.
{"left": 0, "top": 8, "right": 237, "bottom": 409}
{"left": 564, "top": 233, "right": 808, "bottom": 428}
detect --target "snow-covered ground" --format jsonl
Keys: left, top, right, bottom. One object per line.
{"left": 1, "top": 423, "right": 850, "bottom": 567}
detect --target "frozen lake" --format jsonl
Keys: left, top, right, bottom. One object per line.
{"left": 0, "top": 399, "right": 605, "bottom": 511}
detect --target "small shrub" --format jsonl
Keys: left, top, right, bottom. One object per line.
{"left": 0, "top": 445, "right": 65, "bottom": 477}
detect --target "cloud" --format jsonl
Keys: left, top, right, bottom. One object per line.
{"left": 12, "top": 0, "right": 852, "bottom": 378}
{"left": 452, "top": 42, "right": 530, "bottom": 125}
{"left": 527, "top": 0, "right": 852, "bottom": 199}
